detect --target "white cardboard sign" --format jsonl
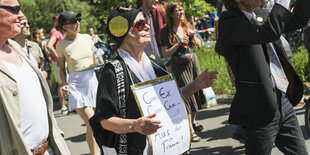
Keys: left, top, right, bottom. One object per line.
{"left": 132, "top": 76, "right": 191, "bottom": 155}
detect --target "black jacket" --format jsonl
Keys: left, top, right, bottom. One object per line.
{"left": 215, "top": 2, "right": 310, "bottom": 127}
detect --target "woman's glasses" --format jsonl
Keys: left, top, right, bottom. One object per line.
{"left": 133, "top": 19, "right": 147, "bottom": 32}
{"left": 64, "top": 18, "right": 81, "bottom": 25}
{"left": 0, "top": 5, "right": 21, "bottom": 14}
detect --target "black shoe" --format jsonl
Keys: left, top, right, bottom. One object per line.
{"left": 193, "top": 123, "right": 204, "bottom": 132}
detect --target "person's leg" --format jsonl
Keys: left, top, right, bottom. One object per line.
{"left": 58, "top": 84, "right": 67, "bottom": 112}
{"left": 274, "top": 94, "right": 308, "bottom": 155}
{"left": 192, "top": 112, "right": 203, "bottom": 132}
{"left": 232, "top": 125, "right": 244, "bottom": 143}
{"left": 188, "top": 113, "right": 201, "bottom": 142}
{"left": 75, "top": 107, "right": 100, "bottom": 155}
{"left": 243, "top": 94, "right": 281, "bottom": 155}
{"left": 243, "top": 122, "right": 279, "bottom": 155}
{"left": 52, "top": 61, "right": 67, "bottom": 112}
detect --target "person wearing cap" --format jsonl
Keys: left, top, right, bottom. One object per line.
{"left": 56, "top": 11, "right": 100, "bottom": 155}
{"left": 0, "top": 0, "right": 70, "bottom": 154}
{"left": 89, "top": 3, "right": 217, "bottom": 154}
{"left": 216, "top": 0, "right": 310, "bottom": 153}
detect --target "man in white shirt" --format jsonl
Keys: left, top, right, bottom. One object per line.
{"left": 0, "top": 0, "right": 70, "bottom": 154}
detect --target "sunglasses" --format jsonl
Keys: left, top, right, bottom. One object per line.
{"left": 64, "top": 18, "right": 81, "bottom": 25}
{"left": 0, "top": 5, "right": 20, "bottom": 14}
{"left": 133, "top": 19, "right": 147, "bottom": 32}
{"left": 20, "top": 22, "right": 30, "bottom": 27}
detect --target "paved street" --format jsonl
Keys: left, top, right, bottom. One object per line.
{"left": 54, "top": 98, "right": 310, "bottom": 155}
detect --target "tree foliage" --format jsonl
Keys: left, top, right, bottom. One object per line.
{"left": 19, "top": 0, "right": 100, "bottom": 35}
{"left": 19, "top": 0, "right": 215, "bottom": 36}
{"left": 172, "top": 0, "right": 215, "bottom": 19}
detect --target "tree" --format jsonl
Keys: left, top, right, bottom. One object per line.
{"left": 173, "top": 0, "right": 215, "bottom": 19}
{"left": 89, "top": 0, "right": 215, "bottom": 34}
{"left": 19, "top": 0, "right": 100, "bottom": 36}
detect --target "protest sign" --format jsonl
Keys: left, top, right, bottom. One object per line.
{"left": 131, "top": 75, "right": 191, "bottom": 155}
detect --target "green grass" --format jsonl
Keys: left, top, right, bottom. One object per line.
{"left": 196, "top": 44, "right": 235, "bottom": 95}
{"left": 291, "top": 45, "right": 309, "bottom": 82}
{"left": 196, "top": 44, "right": 309, "bottom": 95}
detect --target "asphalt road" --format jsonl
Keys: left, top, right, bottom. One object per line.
{"left": 54, "top": 99, "right": 310, "bottom": 155}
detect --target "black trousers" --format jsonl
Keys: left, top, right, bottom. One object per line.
{"left": 242, "top": 89, "right": 308, "bottom": 155}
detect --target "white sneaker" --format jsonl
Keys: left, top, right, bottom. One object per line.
{"left": 61, "top": 108, "right": 68, "bottom": 115}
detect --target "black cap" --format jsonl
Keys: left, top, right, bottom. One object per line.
{"left": 106, "top": 2, "right": 141, "bottom": 49}
{"left": 57, "top": 11, "right": 81, "bottom": 30}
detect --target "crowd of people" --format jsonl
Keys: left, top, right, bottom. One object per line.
{"left": 0, "top": 0, "right": 309, "bottom": 154}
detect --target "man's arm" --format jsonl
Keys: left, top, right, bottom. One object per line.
{"left": 47, "top": 36, "right": 58, "bottom": 61}
{"left": 219, "top": 5, "right": 295, "bottom": 46}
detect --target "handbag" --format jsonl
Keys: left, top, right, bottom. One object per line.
{"left": 173, "top": 47, "right": 193, "bottom": 64}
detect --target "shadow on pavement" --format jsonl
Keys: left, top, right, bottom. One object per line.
{"left": 198, "top": 123, "right": 234, "bottom": 141}
{"left": 65, "top": 133, "right": 86, "bottom": 143}
{"left": 191, "top": 146, "right": 245, "bottom": 155}
{"left": 196, "top": 105, "right": 230, "bottom": 121}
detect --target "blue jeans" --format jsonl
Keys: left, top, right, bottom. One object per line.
{"left": 242, "top": 89, "right": 308, "bottom": 155}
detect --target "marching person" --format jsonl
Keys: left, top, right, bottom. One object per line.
{"left": 216, "top": 0, "right": 310, "bottom": 153}
{"left": 56, "top": 11, "right": 100, "bottom": 155}
{"left": 90, "top": 3, "right": 217, "bottom": 154}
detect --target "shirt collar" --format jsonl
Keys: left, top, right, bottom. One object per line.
{"left": 240, "top": 10, "right": 256, "bottom": 21}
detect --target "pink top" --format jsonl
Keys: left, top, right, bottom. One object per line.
{"left": 49, "top": 28, "right": 64, "bottom": 61}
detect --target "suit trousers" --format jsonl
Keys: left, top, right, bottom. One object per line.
{"left": 242, "top": 89, "right": 308, "bottom": 155}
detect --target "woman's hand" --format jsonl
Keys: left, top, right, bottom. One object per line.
{"left": 194, "top": 68, "right": 218, "bottom": 90}
{"left": 180, "top": 35, "right": 189, "bottom": 46}
{"left": 133, "top": 114, "right": 162, "bottom": 135}
{"left": 187, "top": 29, "right": 196, "bottom": 37}
{"left": 61, "top": 85, "right": 70, "bottom": 95}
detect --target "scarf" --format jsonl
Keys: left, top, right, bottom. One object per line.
{"left": 118, "top": 48, "right": 157, "bottom": 82}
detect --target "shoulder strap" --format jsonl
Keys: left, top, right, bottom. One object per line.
{"left": 110, "top": 60, "right": 128, "bottom": 155}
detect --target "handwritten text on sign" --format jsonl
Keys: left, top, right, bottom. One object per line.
{"left": 132, "top": 78, "right": 190, "bottom": 155}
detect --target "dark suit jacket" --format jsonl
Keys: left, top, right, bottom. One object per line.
{"left": 215, "top": 2, "right": 310, "bottom": 127}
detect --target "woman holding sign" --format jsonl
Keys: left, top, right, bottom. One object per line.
{"left": 90, "top": 3, "right": 217, "bottom": 155}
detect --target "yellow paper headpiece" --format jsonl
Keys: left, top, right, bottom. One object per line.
{"left": 109, "top": 16, "right": 129, "bottom": 37}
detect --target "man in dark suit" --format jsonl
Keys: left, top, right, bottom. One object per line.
{"left": 216, "top": 0, "right": 310, "bottom": 154}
